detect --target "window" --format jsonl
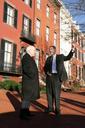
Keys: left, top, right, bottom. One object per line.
{"left": 77, "top": 49, "right": 79, "bottom": 60}
{"left": 3, "top": 2, "right": 17, "bottom": 28}
{"left": 83, "top": 53, "right": 85, "bottom": 63}
{"left": 35, "top": 49, "right": 40, "bottom": 67}
{"left": 0, "top": 39, "right": 16, "bottom": 72}
{"left": 37, "top": 0, "right": 41, "bottom": 9}
{"left": 4, "top": 42, "right": 13, "bottom": 71}
{"left": 54, "top": 13, "right": 57, "bottom": 24}
{"left": 23, "top": 15, "right": 31, "bottom": 35}
{"left": 80, "top": 52, "right": 82, "bottom": 62}
{"left": 46, "top": 26, "right": 49, "bottom": 41}
{"left": 46, "top": 5, "right": 50, "bottom": 18}
{"left": 75, "top": 48, "right": 77, "bottom": 58}
{"left": 78, "top": 50, "right": 80, "bottom": 60}
{"left": 24, "top": 0, "right": 32, "bottom": 7}
{"left": 36, "top": 19, "right": 41, "bottom": 36}
{"left": 54, "top": 32, "right": 57, "bottom": 47}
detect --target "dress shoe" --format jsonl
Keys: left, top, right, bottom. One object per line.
{"left": 19, "top": 109, "right": 30, "bottom": 120}
{"left": 25, "top": 109, "right": 34, "bottom": 117}
{"left": 55, "top": 109, "right": 61, "bottom": 116}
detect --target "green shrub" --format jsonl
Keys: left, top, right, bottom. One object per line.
{"left": 0, "top": 80, "right": 22, "bottom": 92}
{"left": 71, "top": 80, "right": 81, "bottom": 92}
{"left": 40, "top": 86, "right": 46, "bottom": 94}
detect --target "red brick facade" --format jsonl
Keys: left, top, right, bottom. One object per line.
{"left": 34, "top": 0, "right": 61, "bottom": 72}
{"left": 0, "top": 0, "right": 61, "bottom": 82}
{"left": 71, "top": 26, "right": 85, "bottom": 80}
{"left": 0, "top": 0, "right": 35, "bottom": 82}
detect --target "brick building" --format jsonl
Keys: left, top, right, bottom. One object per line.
{"left": 0, "top": 0, "right": 61, "bottom": 82}
{"left": 71, "top": 24, "right": 85, "bottom": 81}
{"left": 60, "top": 2, "right": 85, "bottom": 82}
{"left": 34, "top": 0, "right": 61, "bottom": 72}
{"left": 0, "top": 0, "right": 35, "bottom": 82}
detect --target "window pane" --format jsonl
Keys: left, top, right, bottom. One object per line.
{"left": 23, "top": 16, "right": 31, "bottom": 34}
{"left": 4, "top": 42, "right": 13, "bottom": 64}
{"left": 24, "top": 0, "right": 29, "bottom": 5}
{"left": 46, "top": 6, "right": 50, "bottom": 17}
{"left": 36, "top": 19, "right": 40, "bottom": 36}
{"left": 37, "top": 0, "right": 41, "bottom": 9}
{"left": 46, "top": 27, "right": 49, "bottom": 41}
{"left": 24, "top": 17, "right": 28, "bottom": 26}
{"left": 7, "top": 5, "right": 14, "bottom": 26}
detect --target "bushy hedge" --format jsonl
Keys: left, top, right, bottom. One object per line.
{"left": 71, "top": 80, "right": 81, "bottom": 91}
{"left": 0, "top": 80, "right": 22, "bottom": 92}
{"left": 40, "top": 86, "right": 46, "bottom": 94}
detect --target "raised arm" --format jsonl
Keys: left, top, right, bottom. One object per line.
{"left": 64, "top": 44, "right": 75, "bottom": 61}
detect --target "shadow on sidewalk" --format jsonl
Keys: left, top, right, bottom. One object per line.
{"left": 61, "top": 97, "right": 85, "bottom": 109}
{"left": 6, "top": 91, "right": 21, "bottom": 112}
{"left": 6, "top": 91, "right": 47, "bottom": 112}
{"left": 0, "top": 91, "right": 85, "bottom": 128}
{"left": 76, "top": 91, "right": 85, "bottom": 96}
{"left": 0, "top": 111, "right": 85, "bottom": 128}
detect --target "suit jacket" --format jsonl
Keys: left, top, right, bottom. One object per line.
{"left": 44, "top": 49, "right": 74, "bottom": 82}
{"left": 21, "top": 53, "right": 40, "bottom": 100}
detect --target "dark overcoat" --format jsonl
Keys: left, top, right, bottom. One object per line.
{"left": 21, "top": 53, "right": 40, "bottom": 101}
{"left": 44, "top": 49, "right": 74, "bottom": 82}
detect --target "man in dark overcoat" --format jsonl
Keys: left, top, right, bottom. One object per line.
{"left": 44, "top": 45, "right": 75, "bottom": 116}
{"left": 20, "top": 45, "right": 40, "bottom": 120}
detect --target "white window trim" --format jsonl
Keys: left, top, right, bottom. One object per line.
{"left": 46, "top": 5, "right": 50, "bottom": 18}
{"left": 37, "top": 0, "right": 41, "bottom": 9}
{"left": 24, "top": 0, "right": 30, "bottom": 6}
{"left": 46, "top": 26, "right": 50, "bottom": 42}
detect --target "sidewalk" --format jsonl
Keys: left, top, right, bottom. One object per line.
{"left": 0, "top": 89, "right": 85, "bottom": 128}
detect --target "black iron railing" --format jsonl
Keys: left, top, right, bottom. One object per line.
{"left": 20, "top": 30, "right": 35, "bottom": 44}
{"left": 0, "top": 64, "right": 22, "bottom": 76}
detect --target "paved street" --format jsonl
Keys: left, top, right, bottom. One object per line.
{"left": 0, "top": 89, "right": 85, "bottom": 128}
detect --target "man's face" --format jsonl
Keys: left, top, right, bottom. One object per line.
{"left": 49, "top": 47, "right": 56, "bottom": 55}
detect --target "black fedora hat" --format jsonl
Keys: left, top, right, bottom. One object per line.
{"left": 20, "top": 33, "right": 35, "bottom": 46}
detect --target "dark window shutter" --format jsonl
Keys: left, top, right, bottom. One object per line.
{"left": 12, "top": 44, "right": 16, "bottom": 70}
{"left": 30, "top": 0, "right": 32, "bottom": 7}
{"left": 14, "top": 9, "right": 18, "bottom": 28}
{"left": 29, "top": 19, "right": 31, "bottom": 33}
{"left": 0, "top": 39, "right": 5, "bottom": 70}
{"left": 3, "top": 2, "right": 7, "bottom": 22}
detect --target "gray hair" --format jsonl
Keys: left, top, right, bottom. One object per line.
{"left": 20, "top": 47, "right": 26, "bottom": 59}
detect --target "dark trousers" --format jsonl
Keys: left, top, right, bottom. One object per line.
{"left": 46, "top": 74, "right": 61, "bottom": 111}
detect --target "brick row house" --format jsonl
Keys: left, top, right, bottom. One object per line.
{"left": 60, "top": 4, "right": 73, "bottom": 79}
{"left": 34, "top": 0, "right": 61, "bottom": 73}
{"left": 0, "top": 0, "right": 35, "bottom": 82}
{"left": 60, "top": 2, "right": 85, "bottom": 82}
{"left": 71, "top": 24, "right": 85, "bottom": 81}
{"left": 0, "top": 0, "right": 61, "bottom": 82}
